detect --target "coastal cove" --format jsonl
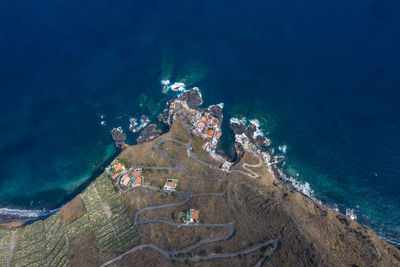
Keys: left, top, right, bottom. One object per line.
{"left": 1, "top": 0, "right": 400, "bottom": 249}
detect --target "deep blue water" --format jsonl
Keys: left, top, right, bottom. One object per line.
{"left": 1, "top": 0, "right": 399, "bottom": 245}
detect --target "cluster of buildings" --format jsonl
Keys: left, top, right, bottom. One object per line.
{"left": 167, "top": 99, "right": 224, "bottom": 162}
{"left": 234, "top": 132, "right": 273, "bottom": 164}
{"left": 120, "top": 168, "right": 143, "bottom": 187}
{"left": 106, "top": 160, "right": 144, "bottom": 188}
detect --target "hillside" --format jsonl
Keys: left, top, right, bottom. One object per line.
{"left": 1, "top": 95, "right": 399, "bottom": 267}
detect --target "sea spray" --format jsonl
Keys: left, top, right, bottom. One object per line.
{"left": 0, "top": 208, "right": 57, "bottom": 222}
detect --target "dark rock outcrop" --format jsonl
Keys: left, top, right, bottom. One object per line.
{"left": 111, "top": 128, "right": 126, "bottom": 149}
{"left": 180, "top": 88, "right": 202, "bottom": 109}
{"left": 136, "top": 124, "right": 162, "bottom": 144}
{"left": 230, "top": 121, "right": 271, "bottom": 149}
{"left": 158, "top": 108, "right": 172, "bottom": 126}
{"left": 204, "top": 104, "right": 223, "bottom": 122}
{"left": 230, "top": 122, "right": 246, "bottom": 135}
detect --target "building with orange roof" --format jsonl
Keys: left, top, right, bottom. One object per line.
{"left": 120, "top": 174, "right": 130, "bottom": 186}
{"left": 114, "top": 163, "right": 124, "bottom": 172}
{"left": 131, "top": 171, "right": 141, "bottom": 178}
{"left": 184, "top": 209, "right": 200, "bottom": 224}
{"left": 164, "top": 179, "right": 178, "bottom": 191}
{"left": 131, "top": 176, "right": 142, "bottom": 186}
{"left": 192, "top": 209, "right": 199, "bottom": 221}
{"left": 207, "top": 129, "right": 214, "bottom": 137}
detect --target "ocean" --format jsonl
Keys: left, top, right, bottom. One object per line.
{"left": 1, "top": 0, "right": 399, "bottom": 246}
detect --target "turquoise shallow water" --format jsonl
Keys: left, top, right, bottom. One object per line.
{"left": 1, "top": 0, "right": 400, "bottom": 246}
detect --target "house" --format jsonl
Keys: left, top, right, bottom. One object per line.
{"left": 207, "top": 129, "right": 214, "bottom": 138}
{"left": 197, "top": 121, "right": 206, "bottom": 132}
{"left": 164, "top": 179, "right": 178, "bottom": 191}
{"left": 221, "top": 161, "right": 232, "bottom": 172}
{"left": 106, "top": 160, "right": 126, "bottom": 179}
{"left": 131, "top": 176, "right": 142, "bottom": 186}
{"left": 215, "top": 130, "right": 222, "bottom": 139}
{"left": 192, "top": 209, "right": 199, "bottom": 221}
{"left": 114, "top": 163, "right": 124, "bottom": 172}
{"left": 184, "top": 209, "right": 199, "bottom": 224}
{"left": 120, "top": 174, "right": 130, "bottom": 186}
{"left": 131, "top": 168, "right": 142, "bottom": 178}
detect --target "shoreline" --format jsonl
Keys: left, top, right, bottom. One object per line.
{"left": 2, "top": 83, "right": 399, "bottom": 249}
{"left": 0, "top": 148, "right": 121, "bottom": 226}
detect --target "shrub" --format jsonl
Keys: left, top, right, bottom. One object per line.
{"left": 214, "top": 246, "right": 223, "bottom": 254}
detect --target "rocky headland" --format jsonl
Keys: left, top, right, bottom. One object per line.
{"left": 0, "top": 86, "right": 399, "bottom": 267}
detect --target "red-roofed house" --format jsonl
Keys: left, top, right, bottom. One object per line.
{"left": 164, "top": 179, "right": 178, "bottom": 191}
{"left": 192, "top": 209, "right": 199, "bottom": 221}
{"left": 114, "top": 163, "right": 124, "bottom": 172}
{"left": 120, "top": 174, "right": 130, "bottom": 186}
{"left": 131, "top": 176, "right": 142, "bottom": 186}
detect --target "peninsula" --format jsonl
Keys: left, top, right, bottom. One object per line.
{"left": 0, "top": 87, "right": 399, "bottom": 267}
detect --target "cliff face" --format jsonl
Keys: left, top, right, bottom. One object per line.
{"left": 1, "top": 86, "right": 399, "bottom": 267}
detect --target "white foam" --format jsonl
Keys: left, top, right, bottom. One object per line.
{"left": 291, "top": 179, "right": 315, "bottom": 199}
{"left": 129, "top": 117, "right": 137, "bottom": 131}
{"left": 112, "top": 127, "right": 124, "bottom": 133}
{"left": 249, "top": 119, "right": 260, "bottom": 127}
{"left": 0, "top": 208, "right": 57, "bottom": 218}
{"left": 253, "top": 126, "right": 265, "bottom": 139}
{"left": 161, "top": 79, "right": 170, "bottom": 86}
{"left": 170, "top": 82, "right": 186, "bottom": 91}
{"left": 230, "top": 117, "right": 247, "bottom": 125}
{"left": 129, "top": 116, "right": 150, "bottom": 133}
{"left": 332, "top": 204, "right": 340, "bottom": 212}
{"left": 278, "top": 145, "right": 287, "bottom": 153}
{"left": 278, "top": 170, "right": 316, "bottom": 200}
{"left": 378, "top": 235, "right": 400, "bottom": 247}
{"left": 346, "top": 208, "right": 357, "bottom": 221}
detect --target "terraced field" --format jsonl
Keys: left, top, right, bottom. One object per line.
{"left": 2, "top": 117, "right": 399, "bottom": 267}
{"left": 1, "top": 172, "right": 139, "bottom": 267}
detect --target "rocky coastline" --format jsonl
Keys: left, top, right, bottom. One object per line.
{"left": 1, "top": 83, "right": 399, "bottom": 267}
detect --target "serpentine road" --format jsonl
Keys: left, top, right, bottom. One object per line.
{"left": 103, "top": 129, "right": 278, "bottom": 266}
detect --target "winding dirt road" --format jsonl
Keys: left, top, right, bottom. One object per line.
{"left": 103, "top": 127, "right": 278, "bottom": 266}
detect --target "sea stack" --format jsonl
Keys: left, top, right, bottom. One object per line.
{"left": 111, "top": 127, "right": 126, "bottom": 149}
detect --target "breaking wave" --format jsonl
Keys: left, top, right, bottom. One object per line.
{"left": 0, "top": 208, "right": 57, "bottom": 221}
{"left": 229, "top": 116, "right": 361, "bottom": 222}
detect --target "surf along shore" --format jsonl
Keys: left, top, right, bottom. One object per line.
{"left": 0, "top": 83, "right": 392, "bottom": 234}
{"left": 0, "top": 83, "right": 398, "bottom": 267}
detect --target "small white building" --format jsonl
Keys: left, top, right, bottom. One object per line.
{"left": 221, "top": 161, "right": 232, "bottom": 172}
